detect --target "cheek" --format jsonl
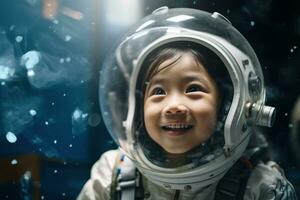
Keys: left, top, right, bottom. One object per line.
{"left": 143, "top": 102, "right": 158, "bottom": 132}
{"left": 194, "top": 102, "right": 218, "bottom": 126}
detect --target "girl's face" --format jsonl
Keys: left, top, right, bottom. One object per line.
{"left": 144, "top": 52, "right": 219, "bottom": 154}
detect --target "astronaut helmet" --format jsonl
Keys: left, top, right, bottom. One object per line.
{"left": 99, "top": 7, "right": 276, "bottom": 191}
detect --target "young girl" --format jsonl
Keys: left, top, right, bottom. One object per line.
{"left": 78, "top": 7, "right": 296, "bottom": 200}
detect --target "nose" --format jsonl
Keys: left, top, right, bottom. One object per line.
{"left": 162, "top": 96, "right": 188, "bottom": 116}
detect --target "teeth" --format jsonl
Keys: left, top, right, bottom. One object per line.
{"left": 163, "top": 124, "right": 193, "bottom": 129}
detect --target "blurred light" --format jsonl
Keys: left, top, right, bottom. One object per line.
{"left": 166, "top": 15, "right": 194, "bottom": 22}
{"left": 43, "top": 0, "right": 58, "bottom": 20}
{"left": 0, "top": 65, "right": 15, "bottom": 80}
{"left": 15, "top": 36, "right": 23, "bottom": 43}
{"left": 6, "top": 132, "right": 17, "bottom": 143}
{"left": 65, "top": 35, "right": 72, "bottom": 42}
{"left": 11, "top": 159, "right": 18, "bottom": 165}
{"left": 106, "top": 0, "right": 142, "bottom": 26}
{"left": 27, "top": 70, "right": 35, "bottom": 77}
{"left": 61, "top": 7, "right": 83, "bottom": 20}
{"left": 29, "top": 109, "right": 37, "bottom": 116}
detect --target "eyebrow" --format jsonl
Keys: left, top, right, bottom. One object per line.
{"left": 147, "top": 74, "right": 210, "bottom": 88}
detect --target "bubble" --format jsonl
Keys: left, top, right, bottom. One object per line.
{"left": 23, "top": 171, "right": 31, "bottom": 180}
{"left": 45, "top": 121, "right": 49, "bottom": 125}
{"left": 59, "top": 58, "right": 65, "bottom": 63}
{"left": 88, "top": 113, "right": 101, "bottom": 127}
{"left": 53, "top": 140, "right": 57, "bottom": 144}
{"left": 29, "top": 109, "right": 37, "bottom": 116}
{"left": 27, "top": 70, "right": 35, "bottom": 76}
{"left": 73, "top": 109, "right": 82, "bottom": 120}
{"left": 41, "top": 195, "right": 44, "bottom": 199}
{"left": 54, "top": 169, "right": 58, "bottom": 173}
{"left": 63, "top": 93, "right": 66, "bottom": 97}
{"left": 285, "top": 113, "right": 288, "bottom": 116}
{"left": 15, "top": 36, "right": 23, "bottom": 43}
{"left": 62, "top": 192, "right": 66, "bottom": 196}
{"left": 53, "top": 19, "right": 59, "bottom": 24}
{"left": 250, "top": 21, "right": 255, "bottom": 26}
{"left": 0, "top": 65, "right": 15, "bottom": 79}
{"left": 1, "top": 81, "right": 6, "bottom": 85}
{"left": 69, "top": 144, "right": 73, "bottom": 148}
{"left": 294, "top": 46, "right": 297, "bottom": 49}
{"left": 11, "top": 159, "right": 18, "bottom": 165}
{"left": 6, "top": 132, "right": 17, "bottom": 143}
{"left": 290, "top": 48, "right": 294, "bottom": 53}
{"left": 51, "top": 102, "right": 55, "bottom": 106}
{"left": 65, "top": 35, "right": 72, "bottom": 42}
{"left": 66, "top": 57, "right": 71, "bottom": 62}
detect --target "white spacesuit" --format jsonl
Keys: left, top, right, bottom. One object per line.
{"left": 77, "top": 7, "right": 296, "bottom": 200}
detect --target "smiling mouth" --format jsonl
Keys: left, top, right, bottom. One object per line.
{"left": 161, "top": 124, "right": 194, "bottom": 132}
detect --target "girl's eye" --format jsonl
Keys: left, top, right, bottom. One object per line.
{"left": 186, "top": 84, "right": 203, "bottom": 93}
{"left": 152, "top": 87, "right": 166, "bottom": 96}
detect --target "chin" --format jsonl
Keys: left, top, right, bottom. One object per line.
{"left": 163, "top": 147, "right": 192, "bottom": 155}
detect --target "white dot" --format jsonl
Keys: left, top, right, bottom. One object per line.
{"left": 27, "top": 70, "right": 35, "bottom": 77}
{"left": 59, "top": 58, "right": 65, "bottom": 63}
{"left": 53, "top": 19, "right": 59, "bottom": 24}
{"left": 65, "top": 35, "right": 72, "bottom": 42}
{"left": 285, "top": 113, "right": 288, "bottom": 116}
{"left": 62, "top": 192, "right": 66, "bottom": 196}
{"left": 288, "top": 124, "right": 294, "bottom": 128}
{"left": 63, "top": 93, "right": 66, "bottom": 97}
{"left": 1, "top": 81, "right": 5, "bottom": 86}
{"left": 51, "top": 102, "right": 55, "bottom": 106}
{"left": 66, "top": 57, "right": 71, "bottom": 62}
{"left": 80, "top": 80, "right": 84, "bottom": 83}
{"left": 6, "top": 132, "right": 17, "bottom": 143}
{"left": 11, "top": 159, "right": 18, "bottom": 165}
{"left": 29, "top": 109, "right": 37, "bottom": 116}
{"left": 290, "top": 49, "right": 294, "bottom": 53}
{"left": 69, "top": 144, "right": 73, "bottom": 148}
{"left": 15, "top": 36, "right": 23, "bottom": 43}
{"left": 54, "top": 169, "right": 58, "bottom": 173}
{"left": 45, "top": 121, "right": 49, "bottom": 125}
{"left": 293, "top": 46, "right": 297, "bottom": 49}
{"left": 41, "top": 196, "right": 45, "bottom": 199}
{"left": 53, "top": 140, "right": 57, "bottom": 144}
{"left": 250, "top": 21, "right": 255, "bottom": 26}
